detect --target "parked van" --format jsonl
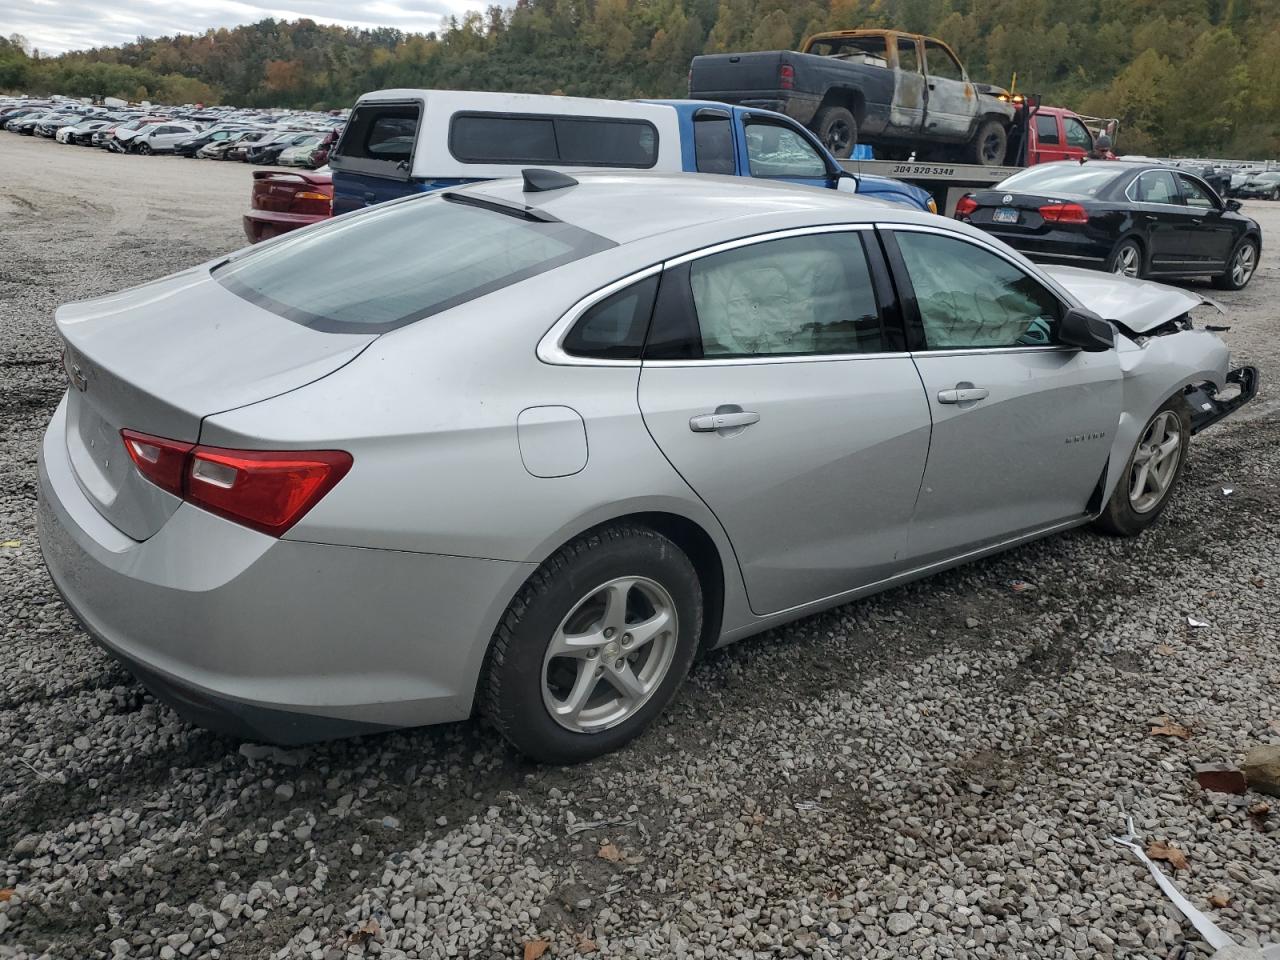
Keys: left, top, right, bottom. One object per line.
{"left": 330, "top": 89, "right": 934, "bottom": 216}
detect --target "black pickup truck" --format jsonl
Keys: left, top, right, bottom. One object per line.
{"left": 689, "top": 29, "right": 1015, "bottom": 164}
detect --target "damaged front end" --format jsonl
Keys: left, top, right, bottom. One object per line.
{"left": 1045, "top": 264, "right": 1259, "bottom": 435}
{"left": 1043, "top": 264, "right": 1260, "bottom": 504}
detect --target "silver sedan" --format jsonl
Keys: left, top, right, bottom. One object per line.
{"left": 38, "top": 171, "right": 1257, "bottom": 762}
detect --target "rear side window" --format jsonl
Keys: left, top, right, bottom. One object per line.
{"left": 1035, "top": 115, "right": 1060, "bottom": 145}
{"left": 449, "top": 113, "right": 658, "bottom": 168}
{"left": 214, "top": 195, "right": 615, "bottom": 333}
{"left": 334, "top": 102, "right": 420, "bottom": 173}
{"left": 562, "top": 276, "right": 659, "bottom": 360}
{"left": 693, "top": 114, "right": 735, "bottom": 175}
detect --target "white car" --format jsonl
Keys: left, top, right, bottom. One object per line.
{"left": 129, "top": 122, "right": 203, "bottom": 155}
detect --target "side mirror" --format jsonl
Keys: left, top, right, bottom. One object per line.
{"left": 1058, "top": 307, "right": 1115, "bottom": 352}
{"left": 1226, "top": 198, "right": 1242, "bottom": 212}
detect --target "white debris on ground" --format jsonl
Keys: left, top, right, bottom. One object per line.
{"left": 1, "top": 136, "right": 1278, "bottom": 960}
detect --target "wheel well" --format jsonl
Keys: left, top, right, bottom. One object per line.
{"left": 819, "top": 88, "right": 865, "bottom": 127}
{"left": 587, "top": 512, "right": 726, "bottom": 654}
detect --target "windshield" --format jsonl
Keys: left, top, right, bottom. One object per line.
{"left": 997, "top": 164, "right": 1123, "bottom": 197}
{"left": 214, "top": 193, "right": 616, "bottom": 333}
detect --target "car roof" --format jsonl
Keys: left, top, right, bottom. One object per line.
{"left": 447, "top": 170, "right": 923, "bottom": 245}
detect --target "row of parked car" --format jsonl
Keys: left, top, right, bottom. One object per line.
{"left": 0, "top": 96, "right": 341, "bottom": 169}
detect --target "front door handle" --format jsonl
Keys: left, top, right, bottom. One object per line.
{"left": 689, "top": 410, "right": 760, "bottom": 433}
{"left": 937, "top": 386, "right": 989, "bottom": 404}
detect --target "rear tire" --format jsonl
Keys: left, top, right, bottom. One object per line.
{"left": 813, "top": 106, "right": 857, "bottom": 159}
{"left": 480, "top": 524, "right": 703, "bottom": 763}
{"left": 1212, "top": 237, "right": 1259, "bottom": 290}
{"left": 1093, "top": 396, "right": 1191, "bottom": 537}
{"left": 1108, "top": 238, "right": 1144, "bottom": 279}
{"left": 970, "top": 119, "right": 1008, "bottom": 166}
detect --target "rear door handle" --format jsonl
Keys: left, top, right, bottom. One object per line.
{"left": 937, "top": 386, "right": 989, "bottom": 404}
{"left": 689, "top": 410, "right": 760, "bottom": 432}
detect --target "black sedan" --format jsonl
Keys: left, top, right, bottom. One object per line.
{"left": 955, "top": 161, "right": 1261, "bottom": 290}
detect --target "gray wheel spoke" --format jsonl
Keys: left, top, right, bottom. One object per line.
{"left": 600, "top": 579, "right": 635, "bottom": 637}
{"left": 605, "top": 662, "right": 647, "bottom": 701}
{"left": 622, "top": 608, "right": 672, "bottom": 651}
{"left": 550, "top": 662, "right": 599, "bottom": 722}
{"left": 1130, "top": 460, "right": 1152, "bottom": 502}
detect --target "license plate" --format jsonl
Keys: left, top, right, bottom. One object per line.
{"left": 993, "top": 207, "right": 1019, "bottom": 224}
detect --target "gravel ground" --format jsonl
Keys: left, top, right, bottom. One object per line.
{"left": 1, "top": 132, "right": 1278, "bottom": 960}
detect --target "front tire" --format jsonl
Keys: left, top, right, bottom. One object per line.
{"left": 480, "top": 524, "right": 703, "bottom": 763}
{"left": 136, "top": 142, "right": 152, "bottom": 156}
{"left": 1212, "top": 237, "right": 1259, "bottom": 290}
{"left": 970, "top": 119, "right": 1008, "bottom": 166}
{"left": 813, "top": 106, "right": 857, "bottom": 159}
{"left": 1094, "top": 397, "right": 1191, "bottom": 537}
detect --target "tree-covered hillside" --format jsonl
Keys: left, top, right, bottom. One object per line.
{"left": 3, "top": 0, "right": 1278, "bottom": 158}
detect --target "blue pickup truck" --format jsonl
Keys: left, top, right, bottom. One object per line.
{"left": 328, "top": 89, "right": 936, "bottom": 216}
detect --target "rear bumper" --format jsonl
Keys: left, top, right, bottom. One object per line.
{"left": 242, "top": 210, "right": 326, "bottom": 243}
{"left": 37, "top": 395, "right": 531, "bottom": 744}
{"left": 1186, "top": 366, "right": 1259, "bottom": 434}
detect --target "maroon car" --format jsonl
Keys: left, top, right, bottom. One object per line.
{"left": 242, "top": 169, "right": 332, "bottom": 243}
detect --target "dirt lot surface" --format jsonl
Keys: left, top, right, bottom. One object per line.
{"left": 1, "top": 133, "right": 1278, "bottom": 960}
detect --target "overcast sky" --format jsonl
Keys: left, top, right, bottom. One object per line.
{"left": 4, "top": 0, "right": 486, "bottom": 55}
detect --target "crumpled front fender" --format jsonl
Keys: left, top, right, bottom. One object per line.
{"left": 1100, "top": 330, "right": 1230, "bottom": 506}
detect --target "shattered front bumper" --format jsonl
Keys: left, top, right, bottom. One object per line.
{"left": 1185, "top": 366, "right": 1259, "bottom": 434}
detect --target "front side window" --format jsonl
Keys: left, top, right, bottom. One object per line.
{"left": 686, "top": 232, "right": 884, "bottom": 357}
{"left": 694, "top": 114, "right": 736, "bottom": 175}
{"left": 214, "top": 194, "right": 615, "bottom": 333}
{"left": 924, "top": 42, "right": 964, "bottom": 81}
{"left": 1178, "top": 174, "right": 1217, "bottom": 208}
{"left": 1035, "top": 115, "right": 1060, "bottom": 145}
{"left": 449, "top": 113, "right": 658, "bottom": 168}
{"left": 894, "top": 232, "right": 1062, "bottom": 349}
{"left": 1132, "top": 170, "right": 1180, "bottom": 204}
{"left": 1064, "top": 117, "right": 1092, "bottom": 150}
{"left": 744, "top": 122, "right": 828, "bottom": 178}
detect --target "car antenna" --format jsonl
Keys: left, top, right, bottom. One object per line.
{"left": 522, "top": 168, "right": 579, "bottom": 192}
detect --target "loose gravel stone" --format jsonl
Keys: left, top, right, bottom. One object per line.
{"left": 0, "top": 131, "right": 1278, "bottom": 960}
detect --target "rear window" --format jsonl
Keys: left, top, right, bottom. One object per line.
{"left": 449, "top": 113, "right": 658, "bottom": 168}
{"left": 214, "top": 194, "right": 615, "bottom": 333}
{"left": 997, "top": 164, "right": 1122, "bottom": 197}
{"left": 334, "top": 102, "right": 420, "bottom": 168}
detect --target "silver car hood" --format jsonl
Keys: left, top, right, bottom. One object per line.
{"left": 1042, "top": 265, "right": 1223, "bottom": 333}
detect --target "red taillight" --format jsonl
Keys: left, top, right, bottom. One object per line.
{"left": 780, "top": 64, "right": 795, "bottom": 90}
{"left": 120, "top": 430, "right": 351, "bottom": 537}
{"left": 1039, "top": 202, "right": 1089, "bottom": 224}
{"left": 122, "top": 429, "right": 194, "bottom": 498}
{"left": 954, "top": 195, "right": 978, "bottom": 218}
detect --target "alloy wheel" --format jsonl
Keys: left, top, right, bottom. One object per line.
{"left": 541, "top": 576, "right": 678, "bottom": 734}
{"left": 1232, "top": 243, "right": 1257, "bottom": 287}
{"left": 1129, "top": 410, "right": 1183, "bottom": 513}
{"left": 1113, "top": 244, "right": 1140, "bottom": 278}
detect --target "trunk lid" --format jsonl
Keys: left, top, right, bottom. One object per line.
{"left": 689, "top": 52, "right": 791, "bottom": 98}
{"left": 57, "top": 266, "right": 375, "bottom": 541}
{"left": 960, "top": 190, "right": 1062, "bottom": 232}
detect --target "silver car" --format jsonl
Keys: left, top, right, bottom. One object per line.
{"left": 38, "top": 172, "right": 1257, "bottom": 762}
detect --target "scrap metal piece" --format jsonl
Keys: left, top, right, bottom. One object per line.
{"left": 1112, "top": 815, "right": 1278, "bottom": 956}
{"left": 1111, "top": 815, "right": 1234, "bottom": 951}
